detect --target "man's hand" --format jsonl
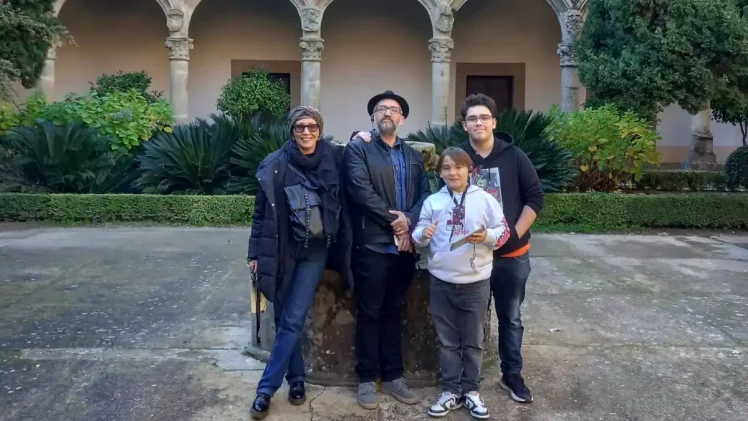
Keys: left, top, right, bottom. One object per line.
{"left": 467, "top": 225, "right": 487, "bottom": 244}
{"left": 422, "top": 220, "right": 439, "bottom": 240}
{"left": 397, "top": 232, "right": 414, "bottom": 253}
{"left": 248, "top": 260, "right": 257, "bottom": 272}
{"left": 389, "top": 210, "right": 409, "bottom": 235}
{"left": 353, "top": 131, "right": 372, "bottom": 142}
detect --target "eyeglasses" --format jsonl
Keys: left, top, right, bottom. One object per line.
{"left": 465, "top": 115, "right": 494, "bottom": 124}
{"left": 293, "top": 123, "right": 320, "bottom": 133}
{"left": 374, "top": 105, "right": 402, "bottom": 116}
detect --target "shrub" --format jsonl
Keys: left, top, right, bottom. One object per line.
{"left": 227, "top": 116, "right": 289, "bottom": 194}
{"left": 216, "top": 68, "right": 290, "bottom": 124}
{"left": 539, "top": 193, "right": 748, "bottom": 231}
{"left": 0, "top": 92, "right": 48, "bottom": 135}
{"left": 135, "top": 117, "right": 241, "bottom": 195}
{"left": 498, "top": 108, "right": 575, "bottom": 192}
{"left": 0, "top": 193, "right": 255, "bottom": 225}
{"left": 634, "top": 170, "right": 729, "bottom": 191}
{"left": 1, "top": 192, "right": 746, "bottom": 231}
{"left": 725, "top": 145, "right": 748, "bottom": 190}
{"left": 1, "top": 90, "right": 174, "bottom": 150}
{"left": 41, "top": 90, "right": 174, "bottom": 151}
{"left": 0, "top": 120, "right": 136, "bottom": 193}
{"left": 89, "top": 70, "right": 163, "bottom": 103}
{"left": 546, "top": 104, "right": 661, "bottom": 192}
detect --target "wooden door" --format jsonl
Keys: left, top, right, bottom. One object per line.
{"left": 466, "top": 75, "right": 514, "bottom": 112}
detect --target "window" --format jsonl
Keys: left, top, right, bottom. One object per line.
{"left": 465, "top": 75, "right": 514, "bottom": 113}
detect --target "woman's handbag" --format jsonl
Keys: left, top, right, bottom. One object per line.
{"left": 284, "top": 164, "right": 325, "bottom": 244}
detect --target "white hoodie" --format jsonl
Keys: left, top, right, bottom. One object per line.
{"left": 412, "top": 184, "right": 511, "bottom": 284}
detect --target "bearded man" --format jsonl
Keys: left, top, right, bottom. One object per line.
{"left": 342, "top": 90, "right": 432, "bottom": 410}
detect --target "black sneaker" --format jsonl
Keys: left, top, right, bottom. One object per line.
{"left": 500, "top": 374, "right": 533, "bottom": 403}
{"left": 288, "top": 381, "right": 306, "bottom": 406}
{"left": 250, "top": 393, "right": 271, "bottom": 419}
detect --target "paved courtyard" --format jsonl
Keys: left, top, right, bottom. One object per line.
{"left": 0, "top": 226, "right": 746, "bottom": 421}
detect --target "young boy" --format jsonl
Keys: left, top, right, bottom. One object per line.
{"left": 412, "top": 147, "right": 511, "bottom": 419}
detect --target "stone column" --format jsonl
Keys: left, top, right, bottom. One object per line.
{"left": 299, "top": 37, "right": 324, "bottom": 108}
{"left": 165, "top": 36, "right": 192, "bottom": 125}
{"left": 687, "top": 105, "right": 717, "bottom": 169}
{"left": 557, "top": 9, "right": 584, "bottom": 112}
{"left": 422, "top": 5, "right": 460, "bottom": 127}
{"left": 37, "top": 40, "right": 61, "bottom": 99}
{"left": 429, "top": 37, "right": 454, "bottom": 126}
{"left": 292, "top": 3, "right": 330, "bottom": 109}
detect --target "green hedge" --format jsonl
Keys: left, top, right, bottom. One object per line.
{"left": 539, "top": 192, "right": 748, "bottom": 230}
{"left": 0, "top": 193, "right": 746, "bottom": 231}
{"left": 634, "top": 170, "right": 729, "bottom": 191}
{"left": 0, "top": 194, "right": 255, "bottom": 225}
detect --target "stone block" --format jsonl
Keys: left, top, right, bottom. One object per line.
{"left": 246, "top": 265, "right": 496, "bottom": 387}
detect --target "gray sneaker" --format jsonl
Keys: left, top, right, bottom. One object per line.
{"left": 382, "top": 377, "right": 419, "bottom": 405}
{"left": 357, "top": 382, "right": 378, "bottom": 410}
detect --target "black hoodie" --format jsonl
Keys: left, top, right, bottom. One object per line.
{"left": 461, "top": 132, "right": 544, "bottom": 256}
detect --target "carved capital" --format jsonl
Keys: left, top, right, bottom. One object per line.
{"left": 434, "top": 11, "right": 454, "bottom": 33}
{"left": 565, "top": 8, "right": 584, "bottom": 40}
{"left": 165, "top": 37, "right": 193, "bottom": 60}
{"left": 167, "top": 8, "right": 184, "bottom": 33}
{"left": 300, "top": 7, "right": 322, "bottom": 32}
{"left": 557, "top": 42, "right": 577, "bottom": 67}
{"left": 299, "top": 37, "right": 324, "bottom": 61}
{"left": 429, "top": 38, "right": 454, "bottom": 63}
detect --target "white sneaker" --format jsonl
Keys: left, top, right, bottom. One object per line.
{"left": 463, "top": 391, "right": 489, "bottom": 419}
{"left": 427, "top": 391, "right": 462, "bottom": 418}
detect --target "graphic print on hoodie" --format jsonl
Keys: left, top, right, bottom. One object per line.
{"left": 461, "top": 133, "right": 544, "bottom": 255}
{"left": 412, "top": 185, "right": 511, "bottom": 284}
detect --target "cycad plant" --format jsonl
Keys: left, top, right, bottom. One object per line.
{"left": 405, "top": 108, "right": 576, "bottom": 192}
{"left": 497, "top": 108, "right": 576, "bottom": 192}
{"left": 135, "top": 117, "right": 240, "bottom": 194}
{"left": 0, "top": 120, "right": 134, "bottom": 193}
{"left": 227, "top": 119, "right": 289, "bottom": 194}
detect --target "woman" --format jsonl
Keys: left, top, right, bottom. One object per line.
{"left": 247, "top": 106, "right": 351, "bottom": 419}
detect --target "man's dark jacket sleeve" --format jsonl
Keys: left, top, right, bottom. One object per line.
{"left": 404, "top": 151, "right": 432, "bottom": 231}
{"left": 342, "top": 140, "right": 397, "bottom": 228}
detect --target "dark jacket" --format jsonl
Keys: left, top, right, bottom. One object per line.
{"left": 461, "top": 132, "right": 544, "bottom": 255}
{"left": 343, "top": 131, "right": 432, "bottom": 245}
{"left": 247, "top": 140, "right": 353, "bottom": 302}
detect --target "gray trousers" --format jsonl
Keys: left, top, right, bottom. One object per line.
{"left": 429, "top": 275, "right": 491, "bottom": 395}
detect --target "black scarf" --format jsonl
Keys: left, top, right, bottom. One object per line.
{"left": 285, "top": 138, "right": 341, "bottom": 241}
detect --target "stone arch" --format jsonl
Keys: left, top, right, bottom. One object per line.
{"left": 287, "top": 0, "right": 334, "bottom": 35}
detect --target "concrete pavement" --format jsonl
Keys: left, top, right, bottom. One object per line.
{"left": 0, "top": 226, "right": 746, "bottom": 420}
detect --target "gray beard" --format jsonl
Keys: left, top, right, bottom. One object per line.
{"left": 377, "top": 120, "right": 396, "bottom": 136}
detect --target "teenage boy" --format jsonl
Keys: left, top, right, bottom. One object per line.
{"left": 459, "top": 93, "right": 544, "bottom": 403}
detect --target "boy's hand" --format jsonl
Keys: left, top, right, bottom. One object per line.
{"left": 422, "top": 220, "right": 439, "bottom": 240}
{"left": 467, "top": 225, "right": 487, "bottom": 244}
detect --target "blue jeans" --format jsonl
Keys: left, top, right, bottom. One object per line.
{"left": 257, "top": 245, "right": 327, "bottom": 396}
{"left": 490, "top": 251, "right": 531, "bottom": 375}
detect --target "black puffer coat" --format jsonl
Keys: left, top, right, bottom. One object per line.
{"left": 247, "top": 139, "right": 353, "bottom": 302}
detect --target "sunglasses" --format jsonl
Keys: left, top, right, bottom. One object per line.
{"left": 293, "top": 124, "right": 320, "bottom": 134}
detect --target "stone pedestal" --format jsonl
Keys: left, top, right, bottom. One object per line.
{"left": 686, "top": 108, "right": 718, "bottom": 170}
{"left": 246, "top": 266, "right": 496, "bottom": 387}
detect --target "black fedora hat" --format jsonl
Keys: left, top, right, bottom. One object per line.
{"left": 367, "top": 90, "right": 410, "bottom": 118}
